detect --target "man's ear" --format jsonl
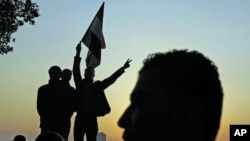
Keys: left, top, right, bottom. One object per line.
{"left": 171, "top": 97, "right": 202, "bottom": 129}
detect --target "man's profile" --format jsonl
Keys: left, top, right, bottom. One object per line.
{"left": 118, "top": 50, "right": 223, "bottom": 141}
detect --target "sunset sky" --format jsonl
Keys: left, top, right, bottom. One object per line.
{"left": 1, "top": 0, "right": 250, "bottom": 141}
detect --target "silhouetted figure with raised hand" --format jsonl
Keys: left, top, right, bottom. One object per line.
{"left": 37, "top": 66, "right": 74, "bottom": 141}
{"left": 12, "top": 135, "right": 26, "bottom": 141}
{"left": 73, "top": 43, "right": 131, "bottom": 141}
{"left": 118, "top": 50, "right": 223, "bottom": 141}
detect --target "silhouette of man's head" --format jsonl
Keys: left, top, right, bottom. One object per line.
{"left": 48, "top": 65, "right": 61, "bottom": 81}
{"left": 13, "top": 135, "right": 26, "bottom": 141}
{"left": 118, "top": 50, "right": 223, "bottom": 141}
{"left": 35, "top": 131, "right": 65, "bottom": 141}
{"left": 84, "top": 67, "right": 95, "bottom": 80}
{"left": 61, "top": 69, "right": 72, "bottom": 83}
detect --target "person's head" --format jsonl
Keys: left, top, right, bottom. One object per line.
{"left": 35, "top": 131, "right": 65, "bottom": 141}
{"left": 13, "top": 135, "right": 26, "bottom": 141}
{"left": 48, "top": 65, "right": 61, "bottom": 81}
{"left": 84, "top": 67, "right": 95, "bottom": 80}
{"left": 118, "top": 50, "right": 223, "bottom": 141}
{"left": 61, "top": 69, "right": 72, "bottom": 83}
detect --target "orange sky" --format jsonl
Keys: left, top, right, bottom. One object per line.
{"left": 1, "top": 1, "right": 250, "bottom": 141}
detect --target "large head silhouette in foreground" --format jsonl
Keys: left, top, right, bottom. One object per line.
{"left": 118, "top": 50, "right": 223, "bottom": 141}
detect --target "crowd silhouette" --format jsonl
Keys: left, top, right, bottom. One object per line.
{"left": 37, "top": 65, "right": 75, "bottom": 140}
{"left": 34, "top": 47, "right": 223, "bottom": 141}
{"left": 36, "top": 43, "right": 131, "bottom": 141}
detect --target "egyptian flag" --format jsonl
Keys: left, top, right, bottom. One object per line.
{"left": 81, "top": 2, "right": 106, "bottom": 68}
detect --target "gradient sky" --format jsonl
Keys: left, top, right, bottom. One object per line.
{"left": 1, "top": 0, "right": 250, "bottom": 141}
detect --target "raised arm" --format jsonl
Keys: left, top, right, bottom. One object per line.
{"left": 100, "top": 59, "right": 132, "bottom": 90}
{"left": 75, "top": 42, "right": 81, "bottom": 58}
{"left": 73, "top": 42, "right": 83, "bottom": 89}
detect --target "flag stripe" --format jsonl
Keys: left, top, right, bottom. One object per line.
{"left": 96, "top": 3, "right": 104, "bottom": 22}
{"left": 90, "top": 15, "right": 103, "bottom": 40}
{"left": 82, "top": 28, "right": 105, "bottom": 49}
{"left": 88, "top": 31, "right": 101, "bottom": 59}
{"left": 84, "top": 30, "right": 102, "bottom": 68}
{"left": 82, "top": 29, "right": 101, "bottom": 54}
{"left": 86, "top": 50, "right": 100, "bottom": 68}
{"left": 82, "top": 29, "right": 92, "bottom": 48}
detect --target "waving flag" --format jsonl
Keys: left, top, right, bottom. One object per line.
{"left": 81, "top": 2, "right": 105, "bottom": 68}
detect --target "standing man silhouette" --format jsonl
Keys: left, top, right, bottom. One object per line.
{"left": 60, "top": 68, "right": 76, "bottom": 141}
{"left": 73, "top": 43, "right": 131, "bottom": 141}
{"left": 37, "top": 66, "right": 75, "bottom": 141}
